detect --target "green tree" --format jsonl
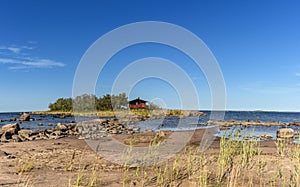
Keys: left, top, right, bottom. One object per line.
{"left": 48, "top": 98, "right": 72, "bottom": 111}
{"left": 111, "top": 93, "right": 128, "bottom": 110}
{"left": 48, "top": 93, "right": 129, "bottom": 112}
{"left": 73, "top": 94, "right": 97, "bottom": 112}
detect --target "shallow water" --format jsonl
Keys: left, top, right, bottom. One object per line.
{"left": 0, "top": 112, "right": 100, "bottom": 130}
{"left": 134, "top": 114, "right": 300, "bottom": 143}
{"left": 1, "top": 111, "right": 300, "bottom": 142}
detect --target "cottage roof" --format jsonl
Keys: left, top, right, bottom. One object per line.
{"left": 128, "top": 97, "right": 147, "bottom": 104}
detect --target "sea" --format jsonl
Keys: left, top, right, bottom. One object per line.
{"left": 1, "top": 111, "right": 300, "bottom": 142}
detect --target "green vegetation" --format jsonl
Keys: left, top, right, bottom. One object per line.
{"left": 70, "top": 130, "right": 300, "bottom": 186}
{"left": 48, "top": 97, "right": 73, "bottom": 112}
{"left": 48, "top": 93, "right": 161, "bottom": 113}
{"left": 49, "top": 93, "right": 128, "bottom": 112}
{"left": 17, "top": 160, "right": 34, "bottom": 174}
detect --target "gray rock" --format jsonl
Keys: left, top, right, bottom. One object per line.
{"left": 18, "top": 130, "right": 39, "bottom": 140}
{"left": 110, "top": 129, "right": 118, "bottom": 134}
{"left": 56, "top": 123, "right": 67, "bottom": 131}
{"left": 1, "top": 123, "right": 20, "bottom": 135}
{"left": 20, "top": 113, "right": 30, "bottom": 121}
{"left": 1, "top": 131, "right": 12, "bottom": 142}
{"left": 45, "top": 129, "right": 54, "bottom": 133}
{"left": 12, "top": 135, "right": 22, "bottom": 142}
{"left": 132, "top": 127, "right": 140, "bottom": 132}
{"left": 9, "top": 118, "right": 17, "bottom": 122}
{"left": 276, "top": 128, "right": 294, "bottom": 139}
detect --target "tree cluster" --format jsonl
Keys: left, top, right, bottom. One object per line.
{"left": 48, "top": 93, "right": 128, "bottom": 112}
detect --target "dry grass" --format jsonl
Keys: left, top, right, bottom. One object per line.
{"left": 113, "top": 129, "right": 300, "bottom": 186}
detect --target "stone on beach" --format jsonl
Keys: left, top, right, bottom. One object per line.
{"left": 0, "top": 123, "right": 20, "bottom": 142}
{"left": 1, "top": 131, "right": 12, "bottom": 142}
{"left": 56, "top": 123, "right": 68, "bottom": 131}
{"left": 77, "top": 118, "right": 141, "bottom": 139}
{"left": 276, "top": 128, "right": 294, "bottom": 139}
{"left": 0, "top": 123, "right": 20, "bottom": 134}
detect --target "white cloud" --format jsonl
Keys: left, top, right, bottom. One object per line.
{"left": 23, "top": 59, "right": 65, "bottom": 68}
{"left": 0, "top": 57, "right": 65, "bottom": 69}
{"left": 0, "top": 44, "right": 65, "bottom": 70}
{"left": 0, "top": 46, "right": 29, "bottom": 53}
{"left": 8, "top": 66, "right": 28, "bottom": 70}
{"left": 7, "top": 47, "right": 22, "bottom": 53}
{"left": 0, "top": 58, "right": 19, "bottom": 64}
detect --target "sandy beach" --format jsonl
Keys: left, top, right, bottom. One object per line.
{"left": 1, "top": 128, "right": 298, "bottom": 187}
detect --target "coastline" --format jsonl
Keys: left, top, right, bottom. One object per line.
{"left": 1, "top": 113, "right": 300, "bottom": 186}
{"left": 1, "top": 128, "right": 299, "bottom": 186}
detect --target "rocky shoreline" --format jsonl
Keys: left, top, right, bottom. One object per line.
{"left": 0, "top": 111, "right": 206, "bottom": 143}
{"left": 0, "top": 117, "right": 144, "bottom": 143}
{"left": 1, "top": 112, "right": 300, "bottom": 143}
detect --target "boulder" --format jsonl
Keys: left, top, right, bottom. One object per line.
{"left": 49, "top": 131, "right": 64, "bottom": 139}
{"left": 20, "top": 113, "right": 30, "bottom": 121}
{"left": 18, "top": 130, "right": 39, "bottom": 141}
{"left": 12, "top": 135, "right": 22, "bottom": 142}
{"left": 276, "top": 128, "right": 294, "bottom": 139}
{"left": 110, "top": 129, "right": 118, "bottom": 134}
{"left": 1, "top": 131, "right": 12, "bottom": 142}
{"left": 0, "top": 123, "right": 20, "bottom": 135}
{"left": 9, "top": 118, "right": 17, "bottom": 122}
{"left": 56, "top": 123, "right": 67, "bottom": 131}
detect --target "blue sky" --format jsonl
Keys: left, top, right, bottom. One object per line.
{"left": 1, "top": 0, "right": 300, "bottom": 112}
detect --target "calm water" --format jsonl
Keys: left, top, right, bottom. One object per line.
{"left": 1, "top": 111, "right": 300, "bottom": 141}
{"left": 134, "top": 111, "right": 300, "bottom": 131}
{"left": 0, "top": 112, "right": 98, "bottom": 130}
{"left": 133, "top": 111, "right": 300, "bottom": 143}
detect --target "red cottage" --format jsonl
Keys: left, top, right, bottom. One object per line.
{"left": 128, "top": 97, "right": 147, "bottom": 109}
